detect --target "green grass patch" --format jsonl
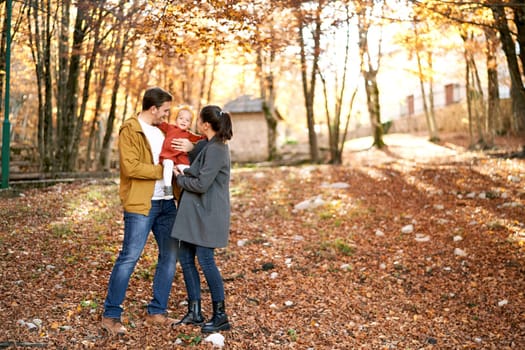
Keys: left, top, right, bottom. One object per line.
{"left": 176, "top": 333, "right": 202, "bottom": 345}
{"left": 80, "top": 299, "right": 98, "bottom": 310}
{"left": 51, "top": 222, "right": 75, "bottom": 238}
{"left": 318, "top": 237, "right": 355, "bottom": 258}
{"left": 287, "top": 328, "right": 298, "bottom": 341}
{"left": 333, "top": 238, "right": 355, "bottom": 256}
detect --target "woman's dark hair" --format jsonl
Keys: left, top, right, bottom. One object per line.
{"left": 142, "top": 87, "right": 173, "bottom": 111}
{"left": 200, "top": 105, "right": 233, "bottom": 142}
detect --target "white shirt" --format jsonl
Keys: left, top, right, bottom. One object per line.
{"left": 138, "top": 118, "right": 166, "bottom": 199}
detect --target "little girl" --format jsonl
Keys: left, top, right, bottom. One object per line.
{"left": 157, "top": 105, "right": 205, "bottom": 199}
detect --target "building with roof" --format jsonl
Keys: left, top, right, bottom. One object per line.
{"left": 223, "top": 95, "right": 283, "bottom": 163}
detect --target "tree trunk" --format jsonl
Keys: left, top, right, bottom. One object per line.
{"left": 320, "top": 3, "right": 353, "bottom": 165}
{"left": 338, "top": 88, "right": 358, "bottom": 158}
{"left": 319, "top": 71, "right": 334, "bottom": 161}
{"left": 54, "top": 1, "right": 87, "bottom": 172}
{"left": 513, "top": 4, "right": 525, "bottom": 81}
{"left": 120, "top": 39, "right": 136, "bottom": 126}
{"left": 86, "top": 59, "right": 109, "bottom": 171}
{"left": 72, "top": 6, "right": 103, "bottom": 171}
{"left": 426, "top": 52, "right": 439, "bottom": 141}
{"left": 471, "top": 52, "right": 486, "bottom": 146}
{"left": 297, "top": 6, "right": 320, "bottom": 163}
{"left": 197, "top": 50, "right": 209, "bottom": 113}
{"left": 63, "top": 7, "right": 85, "bottom": 171}
{"left": 461, "top": 30, "right": 487, "bottom": 148}
{"left": 465, "top": 54, "right": 474, "bottom": 146}
{"left": 263, "top": 75, "right": 278, "bottom": 162}
{"left": 364, "top": 71, "right": 384, "bottom": 148}
{"left": 206, "top": 47, "right": 217, "bottom": 105}
{"left": 255, "top": 32, "right": 279, "bottom": 162}
{"left": 28, "top": 0, "right": 54, "bottom": 171}
{"left": 416, "top": 48, "right": 431, "bottom": 136}
{"left": 358, "top": 5, "right": 384, "bottom": 149}
{"left": 492, "top": 6, "right": 525, "bottom": 134}
{"left": 54, "top": 0, "right": 70, "bottom": 171}
{"left": 484, "top": 27, "right": 499, "bottom": 146}
{"left": 100, "top": 29, "right": 128, "bottom": 171}
{"left": 414, "top": 22, "right": 439, "bottom": 142}
{"left": 263, "top": 101, "right": 278, "bottom": 161}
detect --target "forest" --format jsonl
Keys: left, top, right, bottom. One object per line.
{"left": 1, "top": 1, "right": 525, "bottom": 348}
{"left": 0, "top": 0, "right": 524, "bottom": 181}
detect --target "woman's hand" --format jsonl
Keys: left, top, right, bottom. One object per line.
{"left": 173, "top": 166, "right": 182, "bottom": 177}
{"left": 172, "top": 138, "right": 194, "bottom": 152}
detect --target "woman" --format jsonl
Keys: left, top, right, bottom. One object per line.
{"left": 171, "top": 105, "right": 233, "bottom": 333}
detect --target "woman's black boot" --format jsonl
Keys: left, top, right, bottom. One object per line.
{"left": 201, "top": 301, "right": 231, "bottom": 333}
{"left": 177, "top": 300, "right": 205, "bottom": 326}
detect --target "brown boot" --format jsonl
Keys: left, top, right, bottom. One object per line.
{"left": 144, "top": 313, "right": 177, "bottom": 327}
{"left": 101, "top": 316, "right": 127, "bottom": 335}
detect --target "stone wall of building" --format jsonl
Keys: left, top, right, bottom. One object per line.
{"left": 229, "top": 112, "right": 269, "bottom": 163}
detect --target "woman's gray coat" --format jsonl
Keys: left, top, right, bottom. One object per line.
{"left": 171, "top": 138, "right": 231, "bottom": 248}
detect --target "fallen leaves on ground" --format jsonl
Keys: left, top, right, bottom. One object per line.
{"left": 1, "top": 135, "right": 524, "bottom": 349}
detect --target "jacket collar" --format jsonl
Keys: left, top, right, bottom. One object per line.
{"left": 120, "top": 115, "right": 143, "bottom": 133}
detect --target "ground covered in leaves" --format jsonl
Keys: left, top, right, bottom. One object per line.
{"left": 1, "top": 134, "right": 524, "bottom": 349}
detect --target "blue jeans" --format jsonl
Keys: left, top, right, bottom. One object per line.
{"left": 103, "top": 200, "right": 178, "bottom": 319}
{"left": 177, "top": 241, "right": 225, "bottom": 302}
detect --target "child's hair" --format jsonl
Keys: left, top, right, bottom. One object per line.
{"left": 200, "top": 105, "right": 233, "bottom": 142}
{"left": 174, "top": 105, "right": 195, "bottom": 123}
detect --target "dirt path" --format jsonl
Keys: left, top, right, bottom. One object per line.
{"left": 343, "top": 133, "right": 523, "bottom": 166}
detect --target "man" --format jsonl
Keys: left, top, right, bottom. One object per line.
{"left": 101, "top": 87, "right": 178, "bottom": 335}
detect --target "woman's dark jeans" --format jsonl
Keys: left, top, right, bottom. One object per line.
{"left": 177, "top": 241, "right": 225, "bottom": 302}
